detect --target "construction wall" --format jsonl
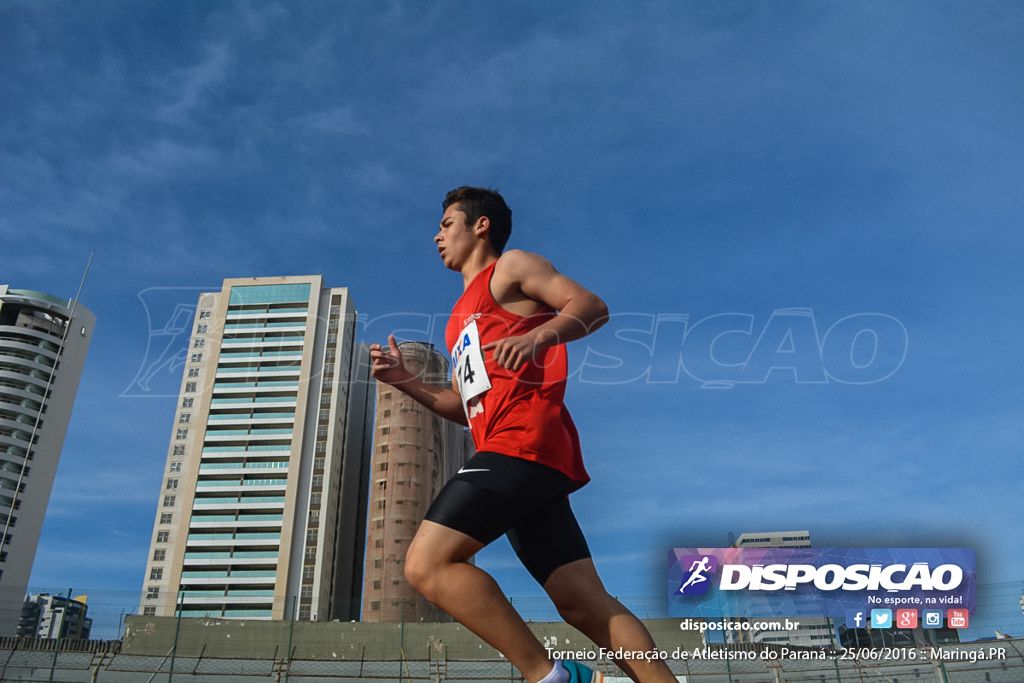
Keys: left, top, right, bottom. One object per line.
{"left": 121, "top": 615, "right": 698, "bottom": 661}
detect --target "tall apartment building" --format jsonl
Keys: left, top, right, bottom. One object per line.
{"left": 139, "top": 276, "right": 373, "bottom": 622}
{"left": 0, "top": 286, "right": 94, "bottom": 635}
{"left": 361, "top": 342, "right": 472, "bottom": 623}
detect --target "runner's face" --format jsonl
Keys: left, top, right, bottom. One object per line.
{"left": 435, "top": 204, "right": 475, "bottom": 270}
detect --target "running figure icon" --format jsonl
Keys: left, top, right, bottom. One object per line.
{"left": 678, "top": 556, "right": 712, "bottom": 594}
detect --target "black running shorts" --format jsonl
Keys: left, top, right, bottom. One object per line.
{"left": 423, "top": 451, "right": 592, "bottom": 585}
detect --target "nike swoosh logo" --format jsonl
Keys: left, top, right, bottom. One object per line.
{"left": 457, "top": 467, "right": 490, "bottom": 474}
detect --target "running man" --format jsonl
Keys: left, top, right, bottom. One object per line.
{"left": 369, "top": 187, "right": 676, "bottom": 683}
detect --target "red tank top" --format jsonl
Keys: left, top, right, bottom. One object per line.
{"left": 445, "top": 261, "right": 589, "bottom": 488}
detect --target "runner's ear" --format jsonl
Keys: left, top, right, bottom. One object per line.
{"left": 473, "top": 216, "right": 490, "bottom": 239}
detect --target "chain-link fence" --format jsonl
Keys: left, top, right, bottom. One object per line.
{"left": 0, "top": 637, "right": 1022, "bottom": 682}
{"left": 7, "top": 584, "right": 1023, "bottom": 644}
{"left": 2, "top": 584, "right": 1023, "bottom": 682}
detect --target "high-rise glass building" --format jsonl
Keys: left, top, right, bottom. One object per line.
{"left": 0, "top": 286, "right": 94, "bottom": 634}
{"left": 139, "top": 276, "right": 373, "bottom": 622}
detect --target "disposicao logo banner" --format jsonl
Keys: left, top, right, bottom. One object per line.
{"left": 667, "top": 548, "right": 975, "bottom": 619}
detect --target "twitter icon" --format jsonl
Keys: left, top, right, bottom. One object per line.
{"left": 871, "top": 609, "right": 893, "bottom": 629}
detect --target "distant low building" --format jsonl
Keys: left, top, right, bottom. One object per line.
{"left": 17, "top": 593, "right": 92, "bottom": 640}
{"left": 725, "top": 531, "right": 834, "bottom": 648}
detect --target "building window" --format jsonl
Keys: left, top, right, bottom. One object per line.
{"left": 193, "top": 338, "right": 205, "bottom": 348}
{"left": 160, "top": 513, "right": 172, "bottom": 524}
{"left": 182, "top": 398, "right": 194, "bottom": 408}
{"left": 150, "top": 568, "right": 163, "bottom": 580}
{"left": 156, "top": 532, "right": 169, "bottom": 543}
{"left": 169, "top": 462, "right": 182, "bottom": 472}
{"left": 197, "top": 324, "right": 208, "bottom": 334}
{"left": 146, "top": 587, "right": 160, "bottom": 600}
{"left": 166, "top": 479, "right": 178, "bottom": 490}
{"left": 173, "top": 445, "right": 185, "bottom": 456}
{"left": 199, "top": 310, "right": 211, "bottom": 320}
{"left": 185, "top": 382, "right": 197, "bottom": 392}
{"left": 176, "top": 429, "right": 188, "bottom": 440}
{"left": 163, "top": 495, "right": 175, "bottom": 507}
{"left": 143, "top": 607, "right": 156, "bottom": 616}
{"left": 190, "top": 353, "right": 202, "bottom": 363}
{"left": 178, "top": 413, "right": 190, "bottom": 424}
{"left": 187, "top": 368, "right": 200, "bottom": 377}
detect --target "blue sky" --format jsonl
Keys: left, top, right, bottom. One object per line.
{"left": 2, "top": 0, "right": 1022, "bottom": 628}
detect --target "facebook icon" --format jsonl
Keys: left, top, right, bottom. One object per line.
{"left": 845, "top": 609, "right": 866, "bottom": 629}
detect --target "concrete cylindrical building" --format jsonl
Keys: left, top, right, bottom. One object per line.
{"left": 361, "top": 342, "right": 471, "bottom": 623}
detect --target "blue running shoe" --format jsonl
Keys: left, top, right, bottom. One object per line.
{"left": 562, "top": 660, "right": 604, "bottom": 683}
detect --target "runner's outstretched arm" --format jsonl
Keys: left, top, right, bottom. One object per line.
{"left": 369, "top": 334, "right": 468, "bottom": 426}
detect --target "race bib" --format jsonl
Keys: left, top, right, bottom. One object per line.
{"left": 451, "top": 320, "right": 491, "bottom": 418}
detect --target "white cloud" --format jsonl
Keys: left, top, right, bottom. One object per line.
{"left": 157, "top": 43, "right": 233, "bottom": 123}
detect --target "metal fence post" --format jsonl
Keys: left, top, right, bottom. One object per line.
{"left": 284, "top": 595, "right": 297, "bottom": 683}
{"left": 169, "top": 589, "right": 184, "bottom": 683}
{"left": 48, "top": 588, "right": 72, "bottom": 682}
{"left": 398, "top": 598, "right": 406, "bottom": 682}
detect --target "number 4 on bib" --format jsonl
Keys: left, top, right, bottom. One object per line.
{"left": 452, "top": 321, "right": 491, "bottom": 419}
{"left": 460, "top": 355, "right": 477, "bottom": 385}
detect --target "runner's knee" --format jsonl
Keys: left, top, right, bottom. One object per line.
{"left": 404, "top": 543, "right": 435, "bottom": 595}
{"left": 404, "top": 535, "right": 463, "bottom": 599}
{"left": 551, "top": 587, "right": 624, "bottom": 633}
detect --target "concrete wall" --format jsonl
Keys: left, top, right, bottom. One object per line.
{"left": 121, "top": 615, "right": 701, "bottom": 661}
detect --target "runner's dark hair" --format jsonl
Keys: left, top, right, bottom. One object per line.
{"left": 443, "top": 186, "right": 512, "bottom": 254}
